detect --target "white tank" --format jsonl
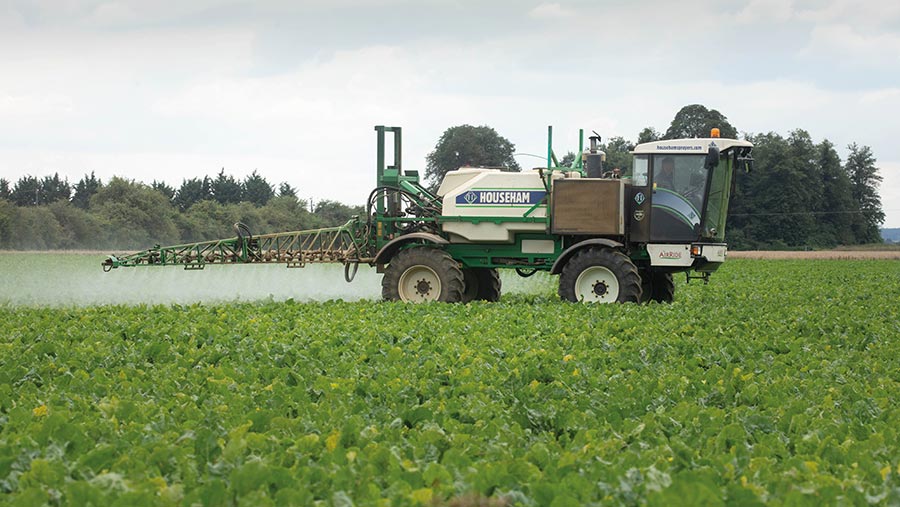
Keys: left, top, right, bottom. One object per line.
{"left": 436, "top": 167, "right": 579, "bottom": 242}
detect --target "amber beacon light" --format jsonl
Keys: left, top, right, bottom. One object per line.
{"left": 710, "top": 128, "right": 721, "bottom": 138}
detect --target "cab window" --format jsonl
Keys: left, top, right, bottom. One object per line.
{"left": 627, "top": 155, "right": 649, "bottom": 186}
{"left": 653, "top": 155, "right": 707, "bottom": 213}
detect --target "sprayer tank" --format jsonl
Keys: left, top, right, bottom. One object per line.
{"left": 436, "top": 167, "right": 579, "bottom": 242}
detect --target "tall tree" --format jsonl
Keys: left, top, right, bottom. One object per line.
{"left": 40, "top": 173, "right": 71, "bottom": 203}
{"left": 151, "top": 180, "right": 176, "bottom": 202}
{"left": 91, "top": 177, "right": 179, "bottom": 248}
{"left": 0, "top": 178, "right": 10, "bottom": 200}
{"left": 0, "top": 200, "right": 12, "bottom": 248}
{"left": 5, "top": 206, "right": 64, "bottom": 250}
{"left": 243, "top": 170, "right": 275, "bottom": 207}
{"left": 558, "top": 151, "right": 576, "bottom": 168}
{"left": 181, "top": 200, "right": 264, "bottom": 242}
{"left": 211, "top": 169, "right": 243, "bottom": 205}
{"left": 11, "top": 176, "right": 42, "bottom": 206}
{"left": 785, "top": 129, "right": 822, "bottom": 243}
{"left": 278, "top": 182, "right": 297, "bottom": 199}
{"left": 72, "top": 172, "right": 102, "bottom": 209}
{"left": 845, "top": 143, "right": 884, "bottom": 243}
{"left": 258, "top": 195, "right": 315, "bottom": 232}
{"left": 425, "top": 125, "right": 520, "bottom": 190}
{"left": 663, "top": 104, "right": 738, "bottom": 140}
{"left": 48, "top": 200, "right": 104, "bottom": 250}
{"left": 733, "top": 132, "right": 803, "bottom": 248}
{"left": 174, "top": 177, "right": 213, "bottom": 211}
{"left": 602, "top": 136, "right": 635, "bottom": 172}
{"left": 637, "top": 127, "right": 661, "bottom": 144}
{"left": 817, "top": 140, "right": 855, "bottom": 245}
{"left": 314, "top": 200, "right": 365, "bottom": 227}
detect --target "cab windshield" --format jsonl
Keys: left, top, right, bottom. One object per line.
{"left": 652, "top": 155, "right": 708, "bottom": 233}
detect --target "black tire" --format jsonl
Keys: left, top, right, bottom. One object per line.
{"left": 558, "top": 248, "right": 642, "bottom": 303}
{"left": 381, "top": 248, "right": 464, "bottom": 303}
{"left": 639, "top": 269, "right": 675, "bottom": 304}
{"left": 461, "top": 268, "right": 502, "bottom": 303}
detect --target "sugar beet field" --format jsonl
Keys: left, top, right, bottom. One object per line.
{"left": 1, "top": 254, "right": 899, "bottom": 506}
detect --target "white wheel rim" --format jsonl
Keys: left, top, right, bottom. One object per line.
{"left": 575, "top": 266, "right": 619, "bottom": 303}
{"left": 398, "top": 265, "right": 441, "bottom": 302}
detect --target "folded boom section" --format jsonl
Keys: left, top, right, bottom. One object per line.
{"left": 102, "top": 220, "right": 370, "bottom": 271}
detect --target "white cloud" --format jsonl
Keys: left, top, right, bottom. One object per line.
{"left": 794, "top": 1, "right": 900, "bottom": 28}
{"left": 529, "top": 2, "right": 575, "bottom": 19}
{"left": 879, "top": 162, "right": 900, "bottom": 228}
{"left": 0, "top": 4, "right": 27, "bottom": 29}
{"left": 0, "top": 92, "right": 74, "bottom": 116}
{"left": 153, "top": 46, "right": 430, "bottom": 122}
{"left": 802, "top": 23, "right": 900, "bottom": 63}
{"left": 859, "top": 87, "right": 900, "bottom": 105}
{"left": 88, "top": 1, "right": 139, "bottom": 25}
{"left": 735, "top": 0, "right": 795, "bottom": 24}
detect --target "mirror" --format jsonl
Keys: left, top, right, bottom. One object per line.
{"left": 705, "top": 146, "right": 720, "bottom": 169}
{"left": 736, "top": 148, "right": 753, "bottom": 173}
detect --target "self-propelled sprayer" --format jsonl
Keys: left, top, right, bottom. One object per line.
{"left": 103, "top": 126, "right": 753, "bottom": 303}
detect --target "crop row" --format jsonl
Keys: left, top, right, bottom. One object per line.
{"left": 1, "top": 259, "right": 899, "bottom": 506}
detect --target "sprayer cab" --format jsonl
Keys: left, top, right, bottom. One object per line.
{"left": 628, "top": 134, "right": 752, "bottom": 245}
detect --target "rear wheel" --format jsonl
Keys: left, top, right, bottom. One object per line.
{"left": 558, "top": 248, "right": 642, "bottom": 303}
{"left": 461, "top": 268, "right": 502, "bottom": 302}
{"left": 639, "top": 269, "right": 675, "bottom": 304}
{"left": 382, "top": 248, "right": 464, "bottom": 303}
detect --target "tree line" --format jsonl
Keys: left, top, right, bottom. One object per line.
{"left": 0, "top": 104, "right": 887, "bottom": 250}
{"left": 423, "top": 105, "right": 885, "bottom": 249}
{"left": 0, "top": 171, "right": 363, "bottom": 250}
{"left": 634, "top": 105, "right": 885, "bottom": 247}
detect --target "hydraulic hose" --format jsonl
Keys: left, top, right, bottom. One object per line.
{"left": 344, "top": 261, "right": 359, "bottom": 283}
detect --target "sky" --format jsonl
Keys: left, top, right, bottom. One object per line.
{"left": 1, "top": 0, "right": 899, "bottom": 227}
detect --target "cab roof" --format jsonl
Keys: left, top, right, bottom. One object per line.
{"left": 632, "top": 138, "right": 753, "bottom": 155}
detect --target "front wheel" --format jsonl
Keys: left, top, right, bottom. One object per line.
{"left": 558, "top": 248, "right": 642, "bottom": 303}
{"left": 640, "top": 270, "right": 675, "bottom": 304}
{"left": 382, "top": 248, "right": 464, "bottom": 303}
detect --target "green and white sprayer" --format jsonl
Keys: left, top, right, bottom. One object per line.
{"left": 103, "top": 126, "right": 753, "bottom": 303}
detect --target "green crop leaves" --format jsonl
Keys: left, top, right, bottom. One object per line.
{"left": 1, "top": 259, "right": 899, "bottom": 505}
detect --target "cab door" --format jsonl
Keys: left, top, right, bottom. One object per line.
{"left": 626, "top": 155, "right": 651, "bottom": 242}
{"left": 649, "top": 154, "right": 708, "bottom": 242}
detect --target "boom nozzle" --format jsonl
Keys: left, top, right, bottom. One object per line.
{"left": 102, "top": 256, "right": 119, "bottom": 272}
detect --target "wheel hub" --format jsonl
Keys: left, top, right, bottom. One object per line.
{"left": 398, "top": 265, "right": 442, "bottom": 303}
{"left": 416, "top": 279, "right": 432, "bottom": 296}
{"left": 574, "top": 265, "right": 620, "bottom": 303}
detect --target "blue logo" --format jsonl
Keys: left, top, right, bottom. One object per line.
{"left": 634, "top": 192, "right": 645, "bottom": 205}
{"left": 456, "top": 190, "right": 546, "bottom": 206}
